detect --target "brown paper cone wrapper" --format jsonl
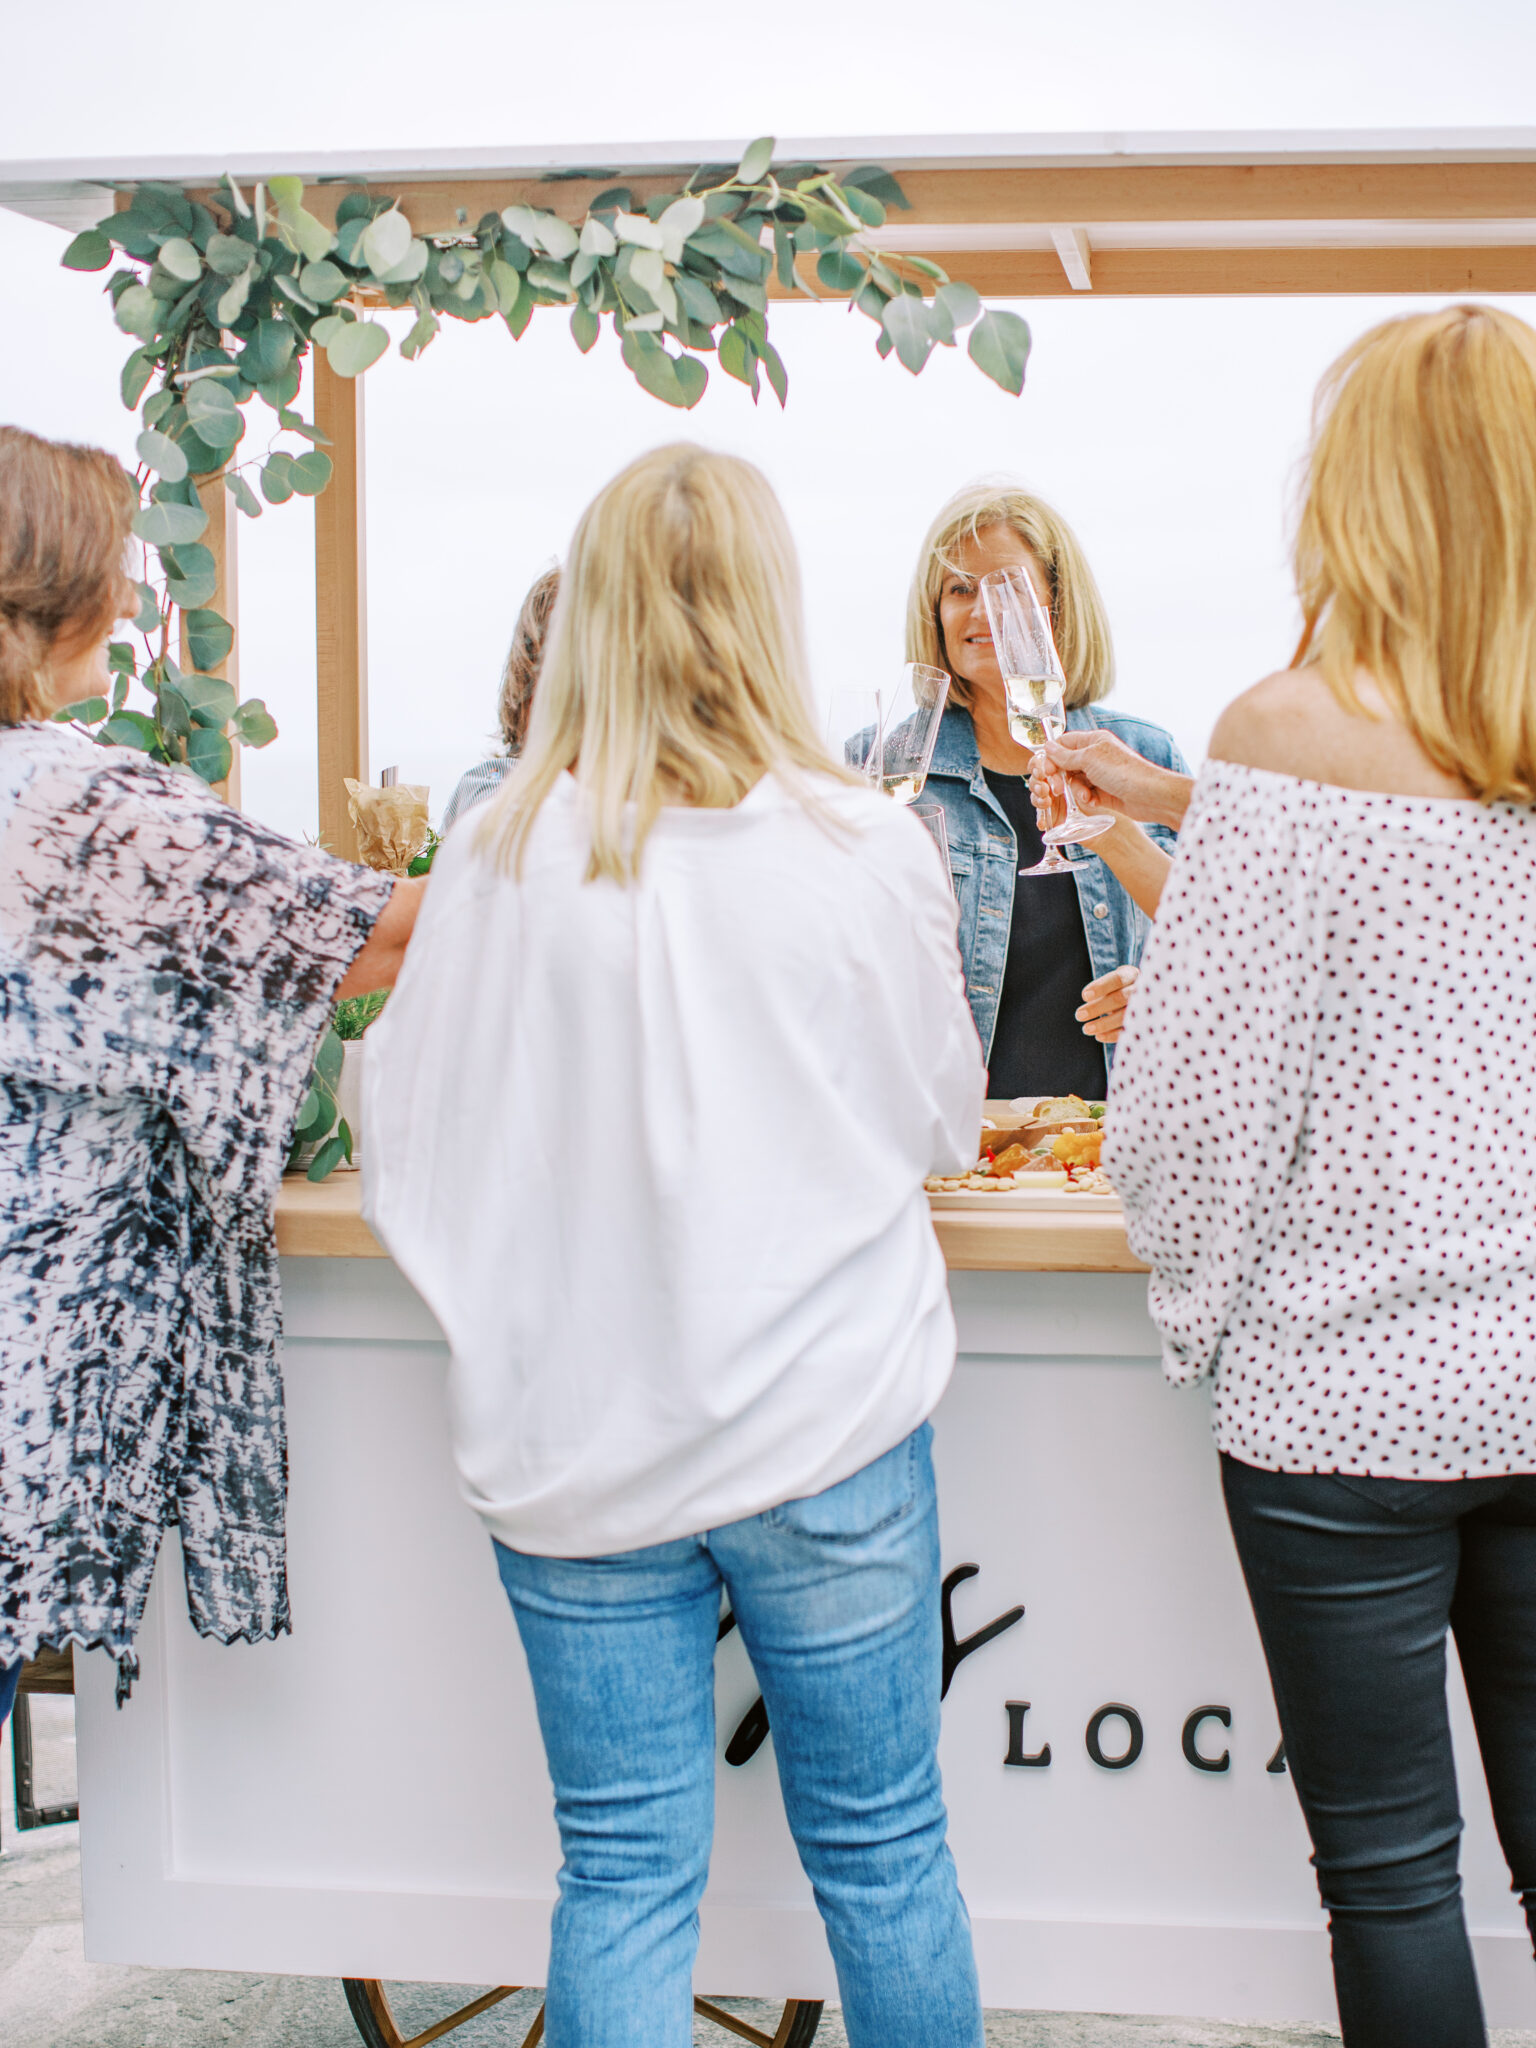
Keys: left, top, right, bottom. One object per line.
{"left": 344, "top": 779, "right": 431, "bottom": 876}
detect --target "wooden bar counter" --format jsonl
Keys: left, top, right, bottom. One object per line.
{"left": 72, "top": 1175, "right": 1532, "bottom": 2034}
{"left": 273, "top": 1172, "right": 1151, "bottom": 1273}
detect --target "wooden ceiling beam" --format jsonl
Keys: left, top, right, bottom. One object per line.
{"left": 182, "top": 159, "right": 1536, "bottom": 243}
{"left": 869, "top": 244, "right": 1536, "bottom": 297}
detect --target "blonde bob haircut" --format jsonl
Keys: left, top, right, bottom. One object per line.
{"left": 1294, "top": 303, "right": 1536, "bottom": 802}
{"left": 905, "top": 481, "right": 1115, "bottom": 710}
{"left": 485, "top": 443, "right": 846, "bottom": 882}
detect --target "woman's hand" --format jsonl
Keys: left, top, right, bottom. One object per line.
{"left": 1077, "top": 964, "right": 1139, "bottom": 1043}
{"left": 1040, "top": 731, "right": 1194, "bottom": 831}
{"left": 1028, "top": 757, "right": 1066, "bottom": 836}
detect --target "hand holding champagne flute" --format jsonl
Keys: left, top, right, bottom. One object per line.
{"left": 979, "top": 564, "right": 1112, "bottom": 876}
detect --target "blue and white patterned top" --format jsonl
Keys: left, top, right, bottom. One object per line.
{"left": 441, "top": 756, "right": 514, "bottom": 833}
{"left": 0, "top": 724, "right": 392, "bottom": 1695}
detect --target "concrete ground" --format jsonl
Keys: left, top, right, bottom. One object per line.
{"left": 2, "top": 1709, "right": 1534, "bottom": 2048}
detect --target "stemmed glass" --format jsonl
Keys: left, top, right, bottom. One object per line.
{"left": 979, "top": 565, "right": 1112, "bottom": 878}
{"left": 912, "top": 801, "right": 955, "bottom": 891}
{"left": 825, "top": 689, "right": 883, "bottom": 783}
{"left": 875, "top": 664, "right": 951, "bottom": 804}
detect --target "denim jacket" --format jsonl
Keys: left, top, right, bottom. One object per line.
{"left": 921, "top": 702, "right": 1188, "bottom": 1068}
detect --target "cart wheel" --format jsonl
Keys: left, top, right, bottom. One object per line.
{"left": 342, "top": 1981, "right": 822, "bottom": 2048}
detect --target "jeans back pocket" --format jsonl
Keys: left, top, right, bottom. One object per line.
{"left": 767, "top": 1423, "right": 930, "bottom": 1542}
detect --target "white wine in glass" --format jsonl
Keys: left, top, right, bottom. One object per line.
{"left": 881, "top": 770, "right": 926, "bottom": 805}
{"left": 1004, "top": 676, "right": 1068, "bottom": 752}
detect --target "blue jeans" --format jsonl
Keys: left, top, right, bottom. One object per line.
{"left": 1223, "top": 1456, "right": 1536, "bottom": 2048}
{"left": 494, "top": 1423, "right": 982, "bottom": 2048}
{"left": 0, "top": 1658, "right": 18, "bottom": 1728}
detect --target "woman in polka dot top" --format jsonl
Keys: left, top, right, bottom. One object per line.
{"left": 1109, "top": 304, "right": 1536, "bottom": 2048}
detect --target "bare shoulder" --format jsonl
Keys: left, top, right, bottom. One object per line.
{"left": 1210, "top": 667, "right": 1469, "bottom": 799}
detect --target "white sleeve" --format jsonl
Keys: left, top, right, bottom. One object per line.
{"left": 888, "top": 811, "right": 987, "bottom": 1178}
{"left": 1103, "top": 764, "right": 1325, "bottom": 1383}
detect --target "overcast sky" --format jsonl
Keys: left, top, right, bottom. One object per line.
{"left": 4, "top": 1, "right": 1536, "bottom": 837}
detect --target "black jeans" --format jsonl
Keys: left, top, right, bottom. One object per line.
{"left": 1222, "top": 1456, "right": 1536, "bottom": 2048}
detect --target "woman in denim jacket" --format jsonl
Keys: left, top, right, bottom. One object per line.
{"left": 907, "top": 484, "right": 1188, "bottom": 1098}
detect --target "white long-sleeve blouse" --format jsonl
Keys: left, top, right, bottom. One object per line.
{"left": 1107, "top": 760, "right": 1536, "bottom": 1479}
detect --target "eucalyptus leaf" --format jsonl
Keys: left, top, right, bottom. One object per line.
{"left": 261, "top": 453, "right": 295, "bottom": 504}
{"left": 223, "top": 470, "right": 263, "bottom": 518}
{"left": 816, "top": 248, "right": 865, "bottom": 293}
{"left": 216, "top": 268, "right": 253, "bottom": 327}
{"left": 533, "top": 214, "right": 579, "bottom": 260}
{"left": 184, "top": 608, "right": 234, "bottom": 670}
{"left": 614, "top": 212, "right": 664, "bottom": 252}
{"left": 184, "top": 377, "right": 243, "bottom": 448}
{"left": 100, "top": 709, "right": 160, "bottom": 750}
{"left": 628, "top": 248, "right": 665, "bottom": 300}
{"left": 107, "top": 641, "right": 137, "bottom": 676}
{"left": 881, "top": 293, "right": 935, "bottom": 375}
{"left": 273, "top": 274, "right": 319, "bottom": 316}
{"left": 967, "top": 308, "right": 1032, "bottom": 396}
{"left": 718, "top": 322, "right": 759, "bottom": 396}
{"left": 277, "top": 408, "right": 331, "bottom": 445}
{"left": 114, "top": 285, "right": 161, "bottom": 341}
{"left": 314, "top": 1030, "right": 344, "bottom": 1090}
{"left": 400, "top": 304, "right": 439, "bottom": 359}
{"left": 157, "top": 236, "right": 202, "bottom": 283}
{"left": 54, "top": 695, "right": 109, "bottom": 725}
{"left": 309, "top": 313, "right": 351, "bottom": 347}
{"left": 375, "top": 237, "right": 429, "bottom": 286}
{"left": 935, "top": 280, "right": 982, "bottom": 331}
{"left": 737, "top": 135, "right": 775, "bottom": 185}
{"left": 673, "top": 354, "right": 707, "bottom": 408}
{"left": 136, "top": 429, "right": 188, "bottom": 482}
{"left": 324, "top": 320, "right": 389, "bottom": 378}
{"left": 760, "top": 340, "right": 788, "bottom": 407}
{"left": 625, "top": 311, "right": 665, "bottom": 333}
{"left": 185, "top": 724, "right": 233, "bottom": 784}
{"left": 299, "top": 258, "right": 346, "bottom": 303}
{"left": 132, "top": 581, "right": 161, "bottom": 634}
{"left": 579, "top": 216, "right": 617, "bottom": 257}
{"left": 837, "top": 185, "right": 886, "bottom": 229}
{"left": 233, "top": 697, "right": 278, "bottom": 747}
{"left": 570, "top": 302, "right": 599, "bottom": 353}
{"left": 841, "top": 165, "right": 912, "bottom": 211}
{"left": 288, "top": 449, "right": 333, "bottom": 495}
{"left": 527, "top": 257, "right": 574, "bottom": 298}
{"left": 293, "top": 1086, "right": 329, "bottom": 1140}
{"left": 672, "top": 271, "right": 722, "bottom": 328}
{"left": 174, "top": 671, "right": 238, "bottom": 727}
{"left": 160, "top": 542, "right": 217, "bottom": 608}
{"left": 268, "top": 175, "right": 335, "bottom": 263}
{"left": 62, "top": 228, "right": 113, "bottom": 271}
{"left": 657, "top": 195, "right": 705, "bottom": 261}
{"left": 206, "top": 232, "right": 254, "bottom": 278}
{"left": 121, "top": 349, "right": 156, "bottom": 410}
{"left": 306, "top": 1130, "right": 349, "bottom": 1182}
{"left": 133, "top": 499, "right": 209, "bottom": 548}
{"left": 240, "top": 318, "right": 298, "bottom": 387}
{"left": 361, "top": 207, "right": 412, "bottom": 277}
{"left": 156, "top": 679, "right": 192, "bottom": 740}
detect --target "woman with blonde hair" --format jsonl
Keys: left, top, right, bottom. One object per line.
{"left": 440, "top": 563, "right": 561, "bottom": 830}
{"left": 907, "top": 483, "right": 1187, "bottom": 1100}
{"left": 0, "top": 425, "right": 419, "bottom": 1732}
{"left": 365, "top": 444, "right": 986, "bottom": 2048}
{"left": 1110, "top": 304, "right": 1536, "bottom": 2047}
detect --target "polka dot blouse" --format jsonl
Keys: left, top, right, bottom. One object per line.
{"left": 1106, "top": 759, "right": 1536, "bottom": 1479}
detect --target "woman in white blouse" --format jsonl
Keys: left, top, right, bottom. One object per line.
{"left": 1109, "top": 305, "right": 1536, "bottom": 2048}
{"left": 365, "top": 445, "right": 986, "bottom": 2048}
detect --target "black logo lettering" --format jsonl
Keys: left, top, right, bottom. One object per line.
{"left": 1266, "top": 1738, "right": 1288, "bottom": 1775}
{"left": 941, "top": 1564, "right": 1025, "bottom": 1701}
{"left": 1181, "top": 1704, "right": 1231, "bottom": 1773}
{"left": 1003, "top": 1701, "right": 1051, "bottom": 1768}
{"left": 1085, "top": 1703, "right": 1144, "bottom": 1770}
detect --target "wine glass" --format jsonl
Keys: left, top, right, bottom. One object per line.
{"left": 875, "top": 664, "right": 951, "bottom": 804}
{"left": 979, "top": 565, "right": 1113, "bottom": 877}
{"left": 825, "top": 688, "right": 883, "bottom": 783}
{"left": 912, "top": 801, "right": 956, "bottom": 891}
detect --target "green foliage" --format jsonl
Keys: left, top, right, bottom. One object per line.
{"left": 333, "top": 989, "right": 389, "bottom": 1039}
{"left": 66, "top": 143, "right": 1031, "bottom": 796}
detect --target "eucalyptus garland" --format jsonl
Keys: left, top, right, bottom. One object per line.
{"left": 59, "top": 134, "right": 1031, "bottom": 788}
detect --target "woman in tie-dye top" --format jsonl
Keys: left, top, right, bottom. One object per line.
{"left": 0, "top": 426, "right": 419, "bottom": 1715}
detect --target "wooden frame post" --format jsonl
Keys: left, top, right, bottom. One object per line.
{"left": 313, "top": 354, "right": 369, "bottom": 860}
{"left": 180, "top": 470, "right": 240, "bottom": 807}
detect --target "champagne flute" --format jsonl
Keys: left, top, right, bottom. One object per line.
{"left": 825, "top": 688, "right": 883, "bottom": 783}
{"left": 912, "top": 801, "right": 956, "bottom": 891}
{"left": 979, "top": 565, "right": 1113, "bottom": 876}
{"left": 876, "top": 664, "right": 951, "bottom": 804}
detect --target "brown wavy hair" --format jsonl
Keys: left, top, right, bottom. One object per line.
{"left": 0, "top": 426, "right": 137, "bottom": 726}
{"left": 497, "top": 565, "right": 560, "bottom": 753}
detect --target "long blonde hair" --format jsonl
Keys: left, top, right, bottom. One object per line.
{"left": 485, "top": 444, "right": 841, "bottom": 882}
{"left": 905, "top": 481, "right": 1115, "bottom": 710}
{"left": 1294, "top": 304, "right": 1536, "bottom": 801}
